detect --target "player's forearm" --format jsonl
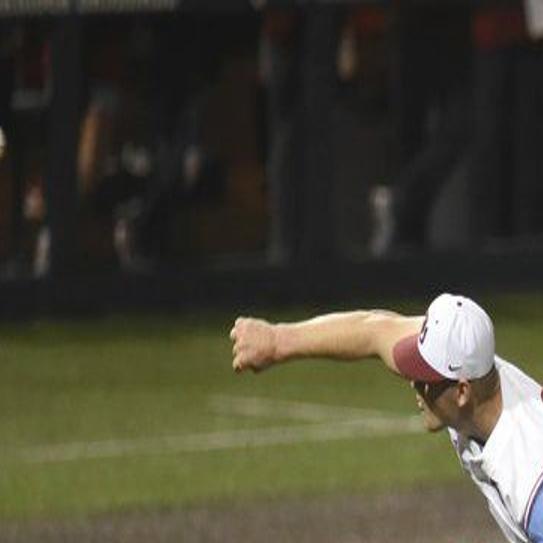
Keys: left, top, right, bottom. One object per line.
{"left": 231, "top": 309, "right": 417, "bottom": 374}
{"left": 273, "top": 311, "right": 388, "bottom": 363}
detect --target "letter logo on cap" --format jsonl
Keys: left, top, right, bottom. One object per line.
{"left": 419, "top": 314, "right": 429, "bottom": 345}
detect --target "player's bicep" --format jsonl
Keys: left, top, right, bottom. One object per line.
{"left": 370, "top": 314, "right": 424, "bottom": 375}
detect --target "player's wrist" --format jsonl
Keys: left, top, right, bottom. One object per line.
{"left": 271, "top": 323, "right": 289, "bottom": 363}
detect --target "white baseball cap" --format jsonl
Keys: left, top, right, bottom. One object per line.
{"left": 393, "top": 293, "right": 495, "bottom": 382}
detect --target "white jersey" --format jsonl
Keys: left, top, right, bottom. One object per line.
{"left": 448, "top": 357, "right": 543, "bottom": 543}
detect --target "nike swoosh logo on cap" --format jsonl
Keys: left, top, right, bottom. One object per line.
{"left": 448, "top": 364, "right": 462, "bottom": 372}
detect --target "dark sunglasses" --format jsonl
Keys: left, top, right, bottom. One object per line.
{"left": 413, "top": 379, "right": 457, "bottom": 401}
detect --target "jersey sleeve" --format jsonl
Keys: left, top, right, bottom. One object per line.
{"left": 527, "top": 483, "right": 543, "bottom": 542}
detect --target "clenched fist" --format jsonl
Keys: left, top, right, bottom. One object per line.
{"left": 230, "top": 317, "right": 278, "bottom": 373}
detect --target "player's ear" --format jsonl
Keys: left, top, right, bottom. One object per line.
{"left": 456, "top": 379, "right": 472, "bottom": 408}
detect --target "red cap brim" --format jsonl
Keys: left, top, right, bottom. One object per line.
{"left": 393, "top": 334, "right": 446, "bottom": 383}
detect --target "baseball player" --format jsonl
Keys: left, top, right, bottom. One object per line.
{"left": 230, "top": 293, "right": 543, "bottom": 542}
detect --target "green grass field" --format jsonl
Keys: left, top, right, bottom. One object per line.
{"left": 1, "top": 292, "right": 543, "bottom": 520}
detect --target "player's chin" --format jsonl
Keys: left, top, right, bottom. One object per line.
{"left": 425, "top": 422, "right": 446, "bottom": 433}
{"left": 420, "top": 413, "right": 446, "bottom": 433}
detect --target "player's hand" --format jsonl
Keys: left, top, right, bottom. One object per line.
{"left": 230, "top": 317, "right": 277, "bottom": 373}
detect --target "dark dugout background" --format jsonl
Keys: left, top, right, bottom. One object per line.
{"left": 0, "top": 0, "right": 542, "bottom": 318}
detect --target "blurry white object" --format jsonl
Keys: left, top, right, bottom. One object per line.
{"left": 34, "top": 226, "right": 50, "bottom": 277}
{"left": 121, "top": 142, "right": 152, "bottom": 178}
{"left": 182, "top": 145, "right": 203, "bottom": 191}
{"left": 23, "top": 185, "right": 46, "bottom": 221}
{"left": 337, "top": 26, "right": 358, "bottom": 82}
{"left": 525, "top": 0, "right": 543, "bottom": 39}
{"left": 0, "top": 126, "right": 5, "bottom": 159}
{"left": 369, "top": 185, "right": 395, "bottom": 257}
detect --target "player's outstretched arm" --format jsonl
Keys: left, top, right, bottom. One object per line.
{"left": 230, "top": 310, "right": 423, "bottom": 374}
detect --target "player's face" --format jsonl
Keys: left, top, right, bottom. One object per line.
{"left": 412, "top": 380, "right": 459, "bottom": 432}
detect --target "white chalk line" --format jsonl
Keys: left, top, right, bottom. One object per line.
{"left": 18, "top": 396, "right": 422, "bottom": 464}
{"left": 208, "top": 394, "right": 400, "bottom": 422}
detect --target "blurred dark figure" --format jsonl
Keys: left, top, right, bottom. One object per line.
{"left": 369, "top": 4, "right": 472, "bottom": 255}
{"left": 116, "top": 16, "right": 224, "bottom": 270}
{"left": 468, "top": 3, "right": 543, "bottom": 242}
{"left": 370, "top": 2, "right": 543, "bottom": 255}
{"left": 260, "top": 8, "right": 300, "bottom": 264}
{"left": 0, "top": 26, "right": 15, "bottom": 156}
{"left": 0, "top": 25, "right": 50, "bottom": 277}
{"left": 77, "top": 20, "right": 152, "bottom": 267}
{"left": 0, "top": 25, "right": 17, "bottom": 264}
{"left": 261, "top": 7, "right": 339, "bottom": 265}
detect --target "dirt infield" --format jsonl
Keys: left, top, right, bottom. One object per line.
{"left": 2, "top": 484, "right": 504, "bottom": 543}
